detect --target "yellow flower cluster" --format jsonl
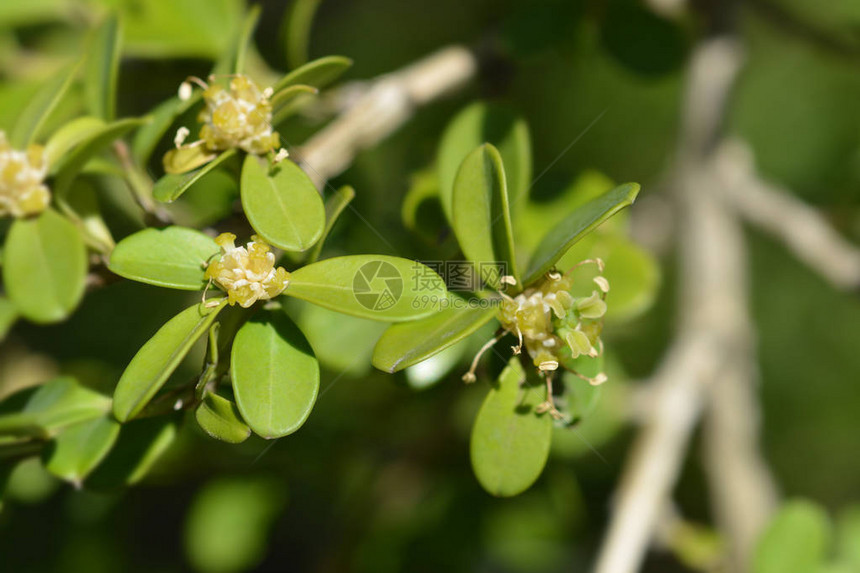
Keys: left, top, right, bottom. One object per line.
{"left": 0, "top": 132, "right": 50, "bottom": 218}
{"left": 497, "top": 267, "right": 607, "bottom": 383}
{"left": 198, "top": 75, "right": 279, "bottom": 155}
{"left": 205, "top": 233, "right": 290, "bottom": 308}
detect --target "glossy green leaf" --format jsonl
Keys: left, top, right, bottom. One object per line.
{"left": 372, "top": 304, "right": 497, "bottom": 373}
{"left": 108, "top": 226, "right": 219, "bottom": 290}
{"left": 0, "top": 297, "right": 18, "bottom": 342}
{"left": 10, "top": 62, "right": 80, "bottom": 147}
{"left": 3, "top": 209, "right": 87, "bottom": 324}
{"left": 86, "top": 416, "right": 179, "bottom": 489}
{"left": 44, "top": 116, "right": 106, "bottom": 168}
{"left": 523, "top": 183, "right": 640, "bottom": 286}
{"left": 231, "top": 312, "right": 319, "bottom": 439}
{"left": 154, "top": 149, "right": 237, "bottom": 203}
{"left": 286, "top": 255, "right": 447, "bottom": 322}
{"left": 113, "top": 300, "right": 227, "bottom": 422}
{"left": 452, "top": 144, "right": 518, "bottom": 287}
{"left": 754, "top": 500, "right": 831, "bottom": 573}
{"left": 282, "top": 0, "right": 323, "bottom": 69}
{"left": 85, "top": 14, "right": 122, "bottom": 121}
{"left": 438, "top": 103, "right": 532, "bottom": 222}
{"left": 272, "top": 55, "right": 353, "bottom": 95}
{"left": 0, "top": 378, "right": 111, "bottom": 439}
{"left": 471, "top": 359, "right": 553, "bottom": 497}
{"left": 53, "top": 117, "right": 149, "bottom": 195}
{"left": 44, "top": 416, "right": 120, "bottom": 484}
{"left": 240, "top": 154, "right": 325, "bottom": 252}
{"left": 185, "top": 477, "right": 286, "bottom": 573}
{"left": 307, "top": 185, "right": 354, "bottom": 262}
{"left": 195, "top": 392, "right": 251, "bottom": 444}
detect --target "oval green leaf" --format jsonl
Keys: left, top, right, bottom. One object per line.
{"left": 154, "top": 149, "right": 237, "bottom": 203}
{"left": 286, "top": 255, "right": 447, "bottom": 322}
{"left": 231, "top": 311, "right": 319, "bottom": 439}
{"left": 438, "top": 102, "right": 532, "bottom": 222}
{"left": 452, "top": 143, "right": 518, "bottom": 287}
{"left": 240, "top": 154, "right": 325, "bottom": 252}
{"left": 523, "top": 182, "right": 640, "bottom": 286}
{"left": 470, "top": 359, "right": 553, "bottom": 497}
{"left": 113, "top": 300, "right": 227, "bottom": 422}
{"left": 44, "top": 416, "right": 120, "bottom": 484}
{"left": 271, "top": 55, "right": 352, "bottom": 95}
{"left": 754, "top": 500, "right": 831, "bottom": 573}
{"left": 3, "top": 209, "right": 87, "bottom": 324}
{"left": 108, "top": 226, "right": 220, "bottom": 290}
{"left": 372, "top": 304, "right": 497, "bottom": 373}
{"left": 195, "top": 392, "right": 251, "bottom": 444}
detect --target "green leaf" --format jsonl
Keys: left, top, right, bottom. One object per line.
{"left": 131, "top": 95, "right": 200, "bottom": 165}
{"left": 270, "top": 85, "right": 319, "bottom": 125}
{"left": 44, "top": 416, "right": 120, "bottom": 484}
{"left": 153, "top": 149, "right": 237, "bottom": 203}
{"left": 86, "top": 416, "right": 179, "bottom": 489}
{"left": 307, "top": 185, "right": 354, "bottom": 262}
{"left": 185, "top": 477, "right": 286, "bottom": 573}
{"left": 0, "top": 297, "right": 18, "bottom": 342}
{"left": 232, "top": 4, "right": 261, "bottom": 75}
{"left": 44, "top": 116, "right": 106, "bottom": 169}
{"left": 471, "top": 359, "right": 553, "bottom": 497}
{"left": 113, "top": 300, "right": 227, "bottom": 422}
{"left": 0, "top": 377, "right": 111, "bottom": 439}
{"left": 523, "top": 183, "right": 640, "bottom": 286}
{"left": 401, "top": 168, "right": 446, "bottom": 244}
{"left": 10, "top": 62, "right": 80, "bottom": 147}
{"left": 438, "top": 103, "right": 532, "bottom": 222}
{"left": 240, "top": 154, "right": 325, "bottom": 252}
{"left": 452, "top": 144, "right": 518, "bottom": 287}
{"left": 3, "top": 209, "right": 87, "bottom": 324}
{"left": 281, "top": 0, "right": 323, "bottom": 70}
{"left": 85, "top": 14, "right": 122, "bottom": 122}
{"left": 195, "top": 392, "right": 251, "bottom": 444}
{"left": 231, "top": 311, "right": 319, "bottom": 439}
{"left": 163, "top": 145, "right": 218, "bottom": 175}
{"left": 286, "top": 255, "right": 447, "bottom": 322}
{"left": 271, "top": 55, "right": 352, "bottom": 95}
{"left": 108, "top": 226, "right": 220, "bottom": 290}
{"left": 372, "top": 304, "right": 497, "bottom": 373}
{"left": 754, "top": 500, "right": 831, "bottom": 573}
{"left": 53, "top": 117, "right": 149, "bottom": 196}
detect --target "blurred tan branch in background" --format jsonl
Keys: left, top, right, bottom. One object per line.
{"left": 715, "top": 139, "right": 860, "bottom": 291}
{"left": 296, "top": 46, "right": 477, "bottom": 189}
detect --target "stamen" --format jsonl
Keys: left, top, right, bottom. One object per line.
{"left": 594, "top": 276, "right": 610, "bottom": 293}
{"left": 174, "top": 127, "right": 190, "bottom": 148}
{"left": 462, "top": 332, "right": 505, "bottom": 384}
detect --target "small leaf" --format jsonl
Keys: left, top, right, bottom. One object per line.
{"left": 372, "top": 304, "right": 497, "bottom": 373}
{"left": 195, "top": 392, "right": 251, "bottom": 444}
{"left": 44, "top": 416, "right": 120, "bottom": 484}
{"left": 0, "top": 378, "right": 111, "bottom": 439}
{"left": 271, "top": 55, "right": 352, "bottom": 94}
{"left": 154, "top": 149, "right": 237, "bottom": 203}
{"left": 270, "top": 84, "right": 319, "bottom": 125}
{"left": 84, "top": 14, "right": 122, "bottom": 122}
{"left": 754, "top": 500, "right": 831, "bottom": 573}
{"left": 523, "top": 183, "right": 640, "bottom": 286}
{"left": 232, "top": 4, "right": 261, "bottom": 75}
{"left": 10, "top": 61, "right": 80, "bottom": 147}
{"left": 240, "top": 154, "right": 325, "bottom": 251}
{"left": 231, "top": 311, "right": 319, "bottom": 439}
{"left": 3, "top": 209, "right": 87, "bottom": 324}
{"left": 452, "top": 144, "right": 518, "bottom": 287}
{"left": 286, "top": 255, "right": 447, "bottom": 322}
{"left": 113, "top": 300, "right": 227, "bottom": 422}
{"left": 471, "top": 359, "right": 553, "bottom": 497}
{"left": 86, "top": 416, "right": 179, "bottom": 489}
{"left": 307, "top": 185, "right": 354, "bottom": 262}
{"left": 281, "top": 0, "right": 323, "bottom": 69}
{"left": 108, "top": 226, "right": 219, "bottom": 290}
{"left": 162, "top": 145, "right": 218, "bottom": 175}
{"left": 44, "top": 116, "right": 107, "bottom": 169}
{"left": 438, "top": 103, "right": 532, "bottom": 222}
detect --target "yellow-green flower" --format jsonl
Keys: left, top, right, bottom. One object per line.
{"left": 205, "top": 233, "right": 290, "bottom": 308}
{"left": 0, "top": 131, "right": 50, "bottom": 218}
{"left": 198, "top": 75, "right": 280, "bottom": 155}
